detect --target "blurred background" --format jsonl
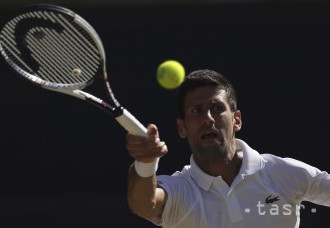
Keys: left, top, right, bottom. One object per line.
{"left": 0, "top": 0, "right": 329, "bottom": 227}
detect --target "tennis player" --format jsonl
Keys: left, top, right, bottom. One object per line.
{"left": 126, "top": 69, "right": 330, "bottom": 227}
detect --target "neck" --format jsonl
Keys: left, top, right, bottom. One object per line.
{"left": 193, "top": 152, "right": 242, "bottom": 187}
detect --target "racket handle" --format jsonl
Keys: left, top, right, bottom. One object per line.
{"left": 115, "top": 108, "right": 148, "bottom": 137}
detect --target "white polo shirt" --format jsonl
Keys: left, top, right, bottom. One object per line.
{"left": 155, "top": 139, "right": 330, "bottom": 228}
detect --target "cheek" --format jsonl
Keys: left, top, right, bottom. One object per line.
{"left": 183, "top": 119, "right": 200, "bottom": 136}
{"left": 215, "top": 115, "right": 234, "bottom": 130}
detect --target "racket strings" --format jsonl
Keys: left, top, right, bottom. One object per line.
{"left": 36, "top": 11, "right": 100, "bottom": 83}
{"left": 26, "top": 27, "right": 96, "bottom": 84}
{"left": 0, "top": 9, "right": 103, "bottom": 86}
{"left": 0, "top": 20, "right": 35, "bottom": 74}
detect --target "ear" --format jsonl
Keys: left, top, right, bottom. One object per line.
{"left": 233, "top": 110, "right": 242, "bottom": 132}
{"left": 177, "top": 118, "right": 186, "bottom": 138}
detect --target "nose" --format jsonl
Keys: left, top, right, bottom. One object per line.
{"left": 203, "top": 109, "right": 215, "bottom": 125}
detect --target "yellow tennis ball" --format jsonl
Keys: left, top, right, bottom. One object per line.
{"left": 156, "top": 60, "right": 185, "bottom": 89}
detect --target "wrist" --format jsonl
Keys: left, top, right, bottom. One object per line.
{"left": 134, "top": 157, "right": 160, "bottom": 178}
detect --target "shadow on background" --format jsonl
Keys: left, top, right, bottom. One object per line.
{"left": 0, "top": 2, "right": 329, "bottom": 227}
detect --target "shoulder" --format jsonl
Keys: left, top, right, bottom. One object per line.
{"left": 261, "top": 153, "right": 320, "bottom": 176}
{"left": 156, "top": 165, "right": 203, "bottom": 207}
{"left": 260, "top": 154, "right": 322, "bottom": 199}
{"left": 156, "top": 166, "right": 203, "bottom": 226}
{"left": 157, "top": 165, "right": 197, "bottom": 193}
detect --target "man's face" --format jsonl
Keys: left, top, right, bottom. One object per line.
{"left": 177, "top": 86, "right": 241, "bottom": 159}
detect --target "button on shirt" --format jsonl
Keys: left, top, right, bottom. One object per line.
{"left": 155, "top": 139, "right": 330, "bottom": 228}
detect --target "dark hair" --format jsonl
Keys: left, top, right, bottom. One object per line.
{"left": 176, "top": 69, "right": 238, "bottom": 118}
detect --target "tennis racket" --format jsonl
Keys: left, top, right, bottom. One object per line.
{"left": 0, "top": 4, "right": 147, "bottom": 137}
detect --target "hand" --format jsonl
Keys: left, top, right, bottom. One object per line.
{"left": 126, "top": 124, "right": 168, "bottom": 163}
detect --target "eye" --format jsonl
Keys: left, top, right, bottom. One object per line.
{"left": 190, "top": 106, "right": 202, "bottom": 114}
{"left": 211, "top": 104, "right": 224, "bottom": 113}
{"left": 192, "top": 107, "right": 201, "bottom": 113}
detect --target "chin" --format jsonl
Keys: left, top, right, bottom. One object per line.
{"left": 197, "top": 144, "right": 227, "bottom": 158}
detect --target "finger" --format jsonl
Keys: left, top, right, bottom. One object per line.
{"left": 147, "top": 124, "right": 159, "bottom": 140}
{"left": 126, "top": 133, "right": 148, "bottom": 145}
{"left": 126, "top": 139, "right": 162, "bottom": 154}
{"left": 134, "top": 142, "right": 168, "bottom": 160}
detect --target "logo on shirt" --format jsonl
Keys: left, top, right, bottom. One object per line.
{"left": 265, "top": 195, "right": 280, "bottom": 204}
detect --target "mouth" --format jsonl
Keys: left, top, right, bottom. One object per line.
{"left": 201, "top": 132, "right": 218, "bottom": 140}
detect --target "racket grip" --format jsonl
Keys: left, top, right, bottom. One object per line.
{"left": 115, "top": 108, "right": 148, "bottom": 137}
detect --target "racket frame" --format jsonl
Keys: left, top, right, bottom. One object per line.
{"left": 0, "top": 4, "right": 148, "bottom": 136}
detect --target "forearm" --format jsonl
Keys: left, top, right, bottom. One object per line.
{"left": 125, "top": 124, "right": 167, "bottom": 219}
{"left": 127, "top": 163, "right": 162, "bottom": 218}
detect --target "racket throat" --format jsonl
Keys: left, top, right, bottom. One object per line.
{"left": 112, "top": 106, "right": 125, "bottom": 117}
{"left": 71, "top": 90, "right": 124, "bottom": 117}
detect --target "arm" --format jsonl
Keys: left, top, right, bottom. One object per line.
{"left": 126, "top": 124, "right": 168, "bottom": 220}
{"left": 127, "top": 165, "right": 167, "bottom": 219}
{"left": 271, "top": 157, "right": 330, "bottom": 207}
{"left": 305, "top": 169, "right": 330, "bottom": 206}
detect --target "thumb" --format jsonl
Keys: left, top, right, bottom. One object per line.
{"left": 147, "top": 124, "right": 159, "bottom": 140}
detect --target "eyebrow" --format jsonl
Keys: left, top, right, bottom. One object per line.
{"left": 186, "top": 99, "right": 226, "bottom": 110}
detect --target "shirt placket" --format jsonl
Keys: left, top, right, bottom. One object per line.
{"left": 213, "top": 177, "right": 244, "bottom": 223}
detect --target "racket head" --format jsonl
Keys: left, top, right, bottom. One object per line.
{"left": 0, "top": 4, "right": 106, "bottom": 90}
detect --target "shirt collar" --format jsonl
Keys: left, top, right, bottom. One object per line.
{"left": 189, "top": 138, "right": 267, "bottom": 191}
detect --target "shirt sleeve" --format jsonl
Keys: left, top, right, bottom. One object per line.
{"left": 304, "top": 168, "right": 330, "bottom": 206}
{"left": 263, "top": 155, "right": 330, "bottom": 207}
{"left": 153, "top": 173, "right": 199, "bottom": 227}
{"left": 282, "top": 158, "right": 330, "bottom": 206}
